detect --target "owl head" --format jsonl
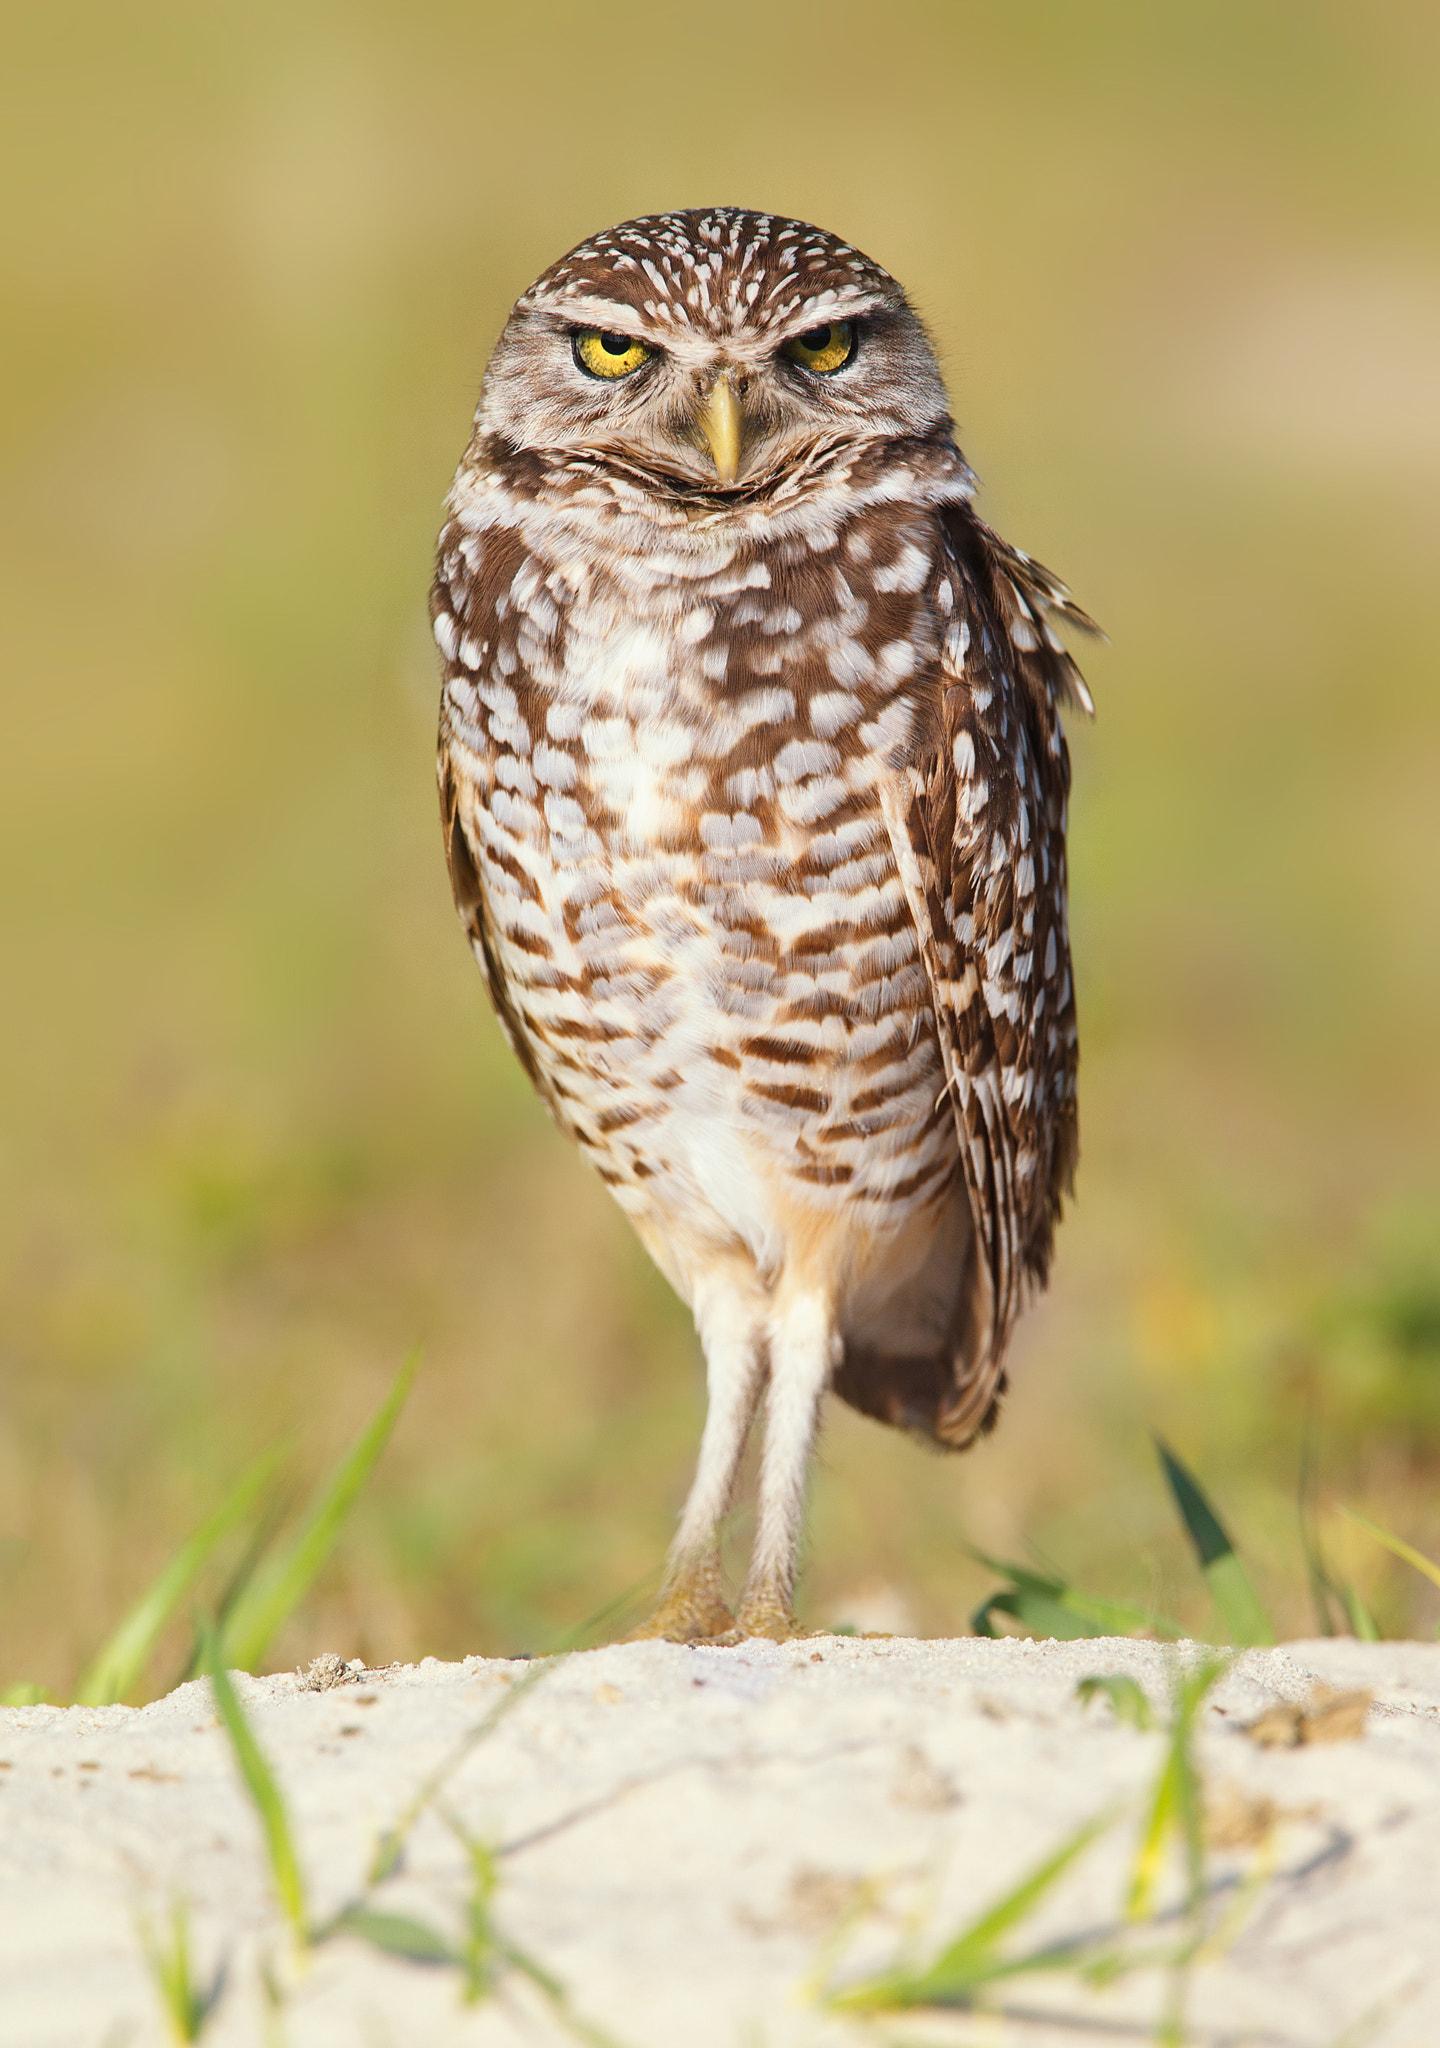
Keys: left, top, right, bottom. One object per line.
{"left": 473, "top": 209, "right": 951, "bottom": 494}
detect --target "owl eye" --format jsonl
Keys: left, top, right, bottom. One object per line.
{"left": 573, "top": 328, "right": 652, "bottom": 379}
{"left": 781, "top": 321, "right": 857, "bottom": 375}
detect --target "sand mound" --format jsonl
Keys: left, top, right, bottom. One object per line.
{"left": 2, "top": 1635, "right": 1436, "bottom": 2045}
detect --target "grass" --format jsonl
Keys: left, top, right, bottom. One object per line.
{"left": 823, "top": 1632, "right": 1400, "bottom": 2046}
{"left": 205, "top": 1351, "right": 419, "bottom": 1679}
{"left": 1076, "top": 1671, "right": 1156, "bottom": 1731}
{"left": 6, "top": 1357, "right": 416, "bottom": 1708}
{"left": 1154, "top": 1439, "right": 1273, "bottom": 1648}
{"left": 968, "top": 1548, "right": 1178, "bottom": 1642}
{"left": 822, "top": 1653, "right": 1235, "bottom": 2041}
{"left": 173, "top": 1627, "right": 624, "bottom": 2045}
{"left": 114, "top": 1459, "right": 643, "bottom": 2042}
{"left": 25, "top": 1400, "right": 1433, "bottom": 1724}
{"left": 1343, "top": 1508, "right": 1440, "bottom": 1602}
{"left": 824, "top": 1455, "right": 1440, "bottom": 2043}
{"left": 74, "top": 1448, "right": 284, "bottom": 1708}
{"left": 5, "top": 1357, "right": 1431, "bottom": 2045}
{"left": 204, "top": 1634, "right": 308, "bottom": 1941}
{"left": 824, "top": 1807, "right": 1120, "bottom": 2014}
{"left": 9, "top": 1349, "right": 1439, "bottom": 1702}
{"left": 1126, "top": 1654, "right": 1232, "bottom": 1924}
{"left": 139, "top": 1900, "right": 225, "bottom": 2045}
{"left": 968, "top": 1436, "right": 1427, "bottom": 1654}
{"left": 90, "top": 1462, "right": 1423, "bottom": 2047}
{"left": 365, "top": 1652, "right": 556, "bottom": 1887}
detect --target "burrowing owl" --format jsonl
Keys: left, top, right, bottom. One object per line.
{"left": 434, "top": 210, "right": 1095, "bottom": 1642}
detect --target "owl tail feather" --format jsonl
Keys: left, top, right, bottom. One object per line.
{"left": 831, "top": 1252, "right": 1007, "bottom": 1452}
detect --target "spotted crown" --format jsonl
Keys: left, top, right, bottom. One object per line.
{"left": 523, "top": 208, "right": 908, "bottom": 338}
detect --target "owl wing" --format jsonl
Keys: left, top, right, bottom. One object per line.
{"left": 882, "top": 506, "right": 1096, "bottom": 1428}
{"left": 433, "top": 512, "right": 556, "bottom": 1107}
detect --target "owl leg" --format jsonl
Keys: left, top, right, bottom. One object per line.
{"left": 627, "top": 1277, "right": 765, "bottom": 1644}
{"left": 734, "top": 1290, "right": 841, "bottom": 1641}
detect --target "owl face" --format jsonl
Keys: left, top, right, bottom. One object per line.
{"left": 475, "top": 210, "right": 951, "bottom": 494}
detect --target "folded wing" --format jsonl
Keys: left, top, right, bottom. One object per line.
{"left": 877, "top": 506, "right": 1097, "bottom": 1440}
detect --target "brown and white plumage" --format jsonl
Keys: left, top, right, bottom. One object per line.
{"left": 434, "top": 210, "right": 1095, "bottom": 1639}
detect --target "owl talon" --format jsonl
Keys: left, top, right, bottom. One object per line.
{"left": 625, "top": 1556, "right": 735, "bottom": 1644}
{"left": 625, "top": 1605, "right": 736, "bottom": 1645}
{"left": 732, "top": 1595, "right": 806, "bottom": 1643}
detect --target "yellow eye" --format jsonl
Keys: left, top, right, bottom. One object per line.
{"left": 781, "top": 320, "right": 856, "bottom": 375}
{"left": 573, "top": 328, "right": 652, "bottom": 379}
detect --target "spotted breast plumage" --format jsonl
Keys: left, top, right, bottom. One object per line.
{"left": 434, "top": 209, "right": 1096, "bottom": 1641}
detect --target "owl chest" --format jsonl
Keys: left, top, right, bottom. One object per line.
{"left": 478, "top": 700, "right": 913, "bottom": 1036}
{"left": 468, "top": 612, "right": 921, "bottom": 1053}
{"left": 467, "top": 658, "right": 946, "bottom": 1210}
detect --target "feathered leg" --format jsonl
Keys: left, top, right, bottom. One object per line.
{"left": 628, "top": 1276, "right": 766, "bottom": 1643}
{"left": 735, "top": 1289, "right": 840, "bottom": 1640}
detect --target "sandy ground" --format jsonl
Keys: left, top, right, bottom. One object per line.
{"left": 3, "top": 1635, "right": 1437, "bottom": 2048}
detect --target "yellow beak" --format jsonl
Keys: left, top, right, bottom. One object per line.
{"left": 697, "top": 372, "right": 743, "bottom": 486}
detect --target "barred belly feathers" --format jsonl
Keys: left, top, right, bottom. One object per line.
{"left": 434, "top": 210, "right": 1096, "bottom": 1641}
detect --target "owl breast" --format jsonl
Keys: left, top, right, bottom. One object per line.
{"left": 438, "top": 469, "right": 967, "bottom": 1306}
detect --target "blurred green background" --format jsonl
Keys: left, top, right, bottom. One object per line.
{"left": 3, "top": 0, "right": 1438, "bottom": 1691}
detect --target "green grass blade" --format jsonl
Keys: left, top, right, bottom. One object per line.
{"left": 981, "top": 1589, "right": 1108, "bottom": 1641}
{"left": 328, "top": 1907, "right": 456, "bottom": 1965}
{"left": 1298, "top": 1420, "right": 1340, "bottom": 1637}
{"left": 1201, "top": 1552, "right": 1274, "bottom": 1649}
{"left": 256, "top": 1951, "right": 291, "bottom": 2048}
{"left": 139, "top": 1898, "right": 221, "bottom": 2043}
{"left": 1153, "top": 1443, "right": 1232, "bottom": 1567}
{"left": 220, "top": 1352, "right": 418, "bottom": 1673}
{"left": 76, "top": 1448, "right": 285, "bottom": 1706}
{"left": 1156, "top": 1439, "right": 1274, "bottom": 1646}
{"left": 917, "top": 1810, "right": 1114, "bottom": 1992}
{"left": 1343, "top": 1507, "right": 1440, "bottom": 1595}
{"left": 203, "top": 1628, "right": 307, "bottom": 1940}
{"left": 435, "top": 1807, "right": 502, "bottom": 2002}
{"left": 1127, "top": 1652, "right": 1230, "bottom": 1921}
{"left": 176, "top": 1495, "right": 291, "bottom": 1689}
{"left": 440, "top": 1806, "right": 616, "bottom": 2031}
{"left": 0, "top": 1681, "right": 48, "bottom": 1706}
{"left": 1345, "top": 1581, "right": 1381, "bottom": 1641}
{"left": 499, "top": 1940, "right": 633, "bottom": 2048}
{"left": 965, "top": 1549, "right": 1063, "bottom": 1594}
{"left": 1127, "top": 1744, "right": 1180, "bottom": 1921}
{"left": 967, "top": 1548, "right": 1179, "bottom": 1642}
{"left": 1141, "top": 1656, "right": 1230, "bottom": 2048}
{"left": 370, "top": 1653, "right": 557, "bottom": 1885}
{"left": 1076, "top": 1673, "right": 1156, "bottom": 1731}
{"left": 544, "top": 1572, "right": 658, "bottom": 1652}
{"left": 829, "top": 1808, "right": 1114, "bottom": 2011}
{"left": 1173, "top": 1657, "right": 1227, "bottom": 1909}
{"left": 1060, "top": 1590, "right": 1182, "bottom": 1638}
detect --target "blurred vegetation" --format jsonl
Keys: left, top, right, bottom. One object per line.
{"left": 1, "top": 0, "right": 1438, "bottom": 1692}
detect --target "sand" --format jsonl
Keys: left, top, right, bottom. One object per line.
{"left": 2, "top": 1635, "right": 1437, "bottom": 2046}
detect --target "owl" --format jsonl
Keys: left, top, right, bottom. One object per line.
{"left": 434, "top": 209, "right": 1095, "bottom": 1642}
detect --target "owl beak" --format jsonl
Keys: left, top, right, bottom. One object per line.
{"left": 697, "top": 372, "right": 744, "bottom": 486}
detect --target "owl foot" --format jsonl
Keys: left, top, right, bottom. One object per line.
{"left": 728, "top": 1591, "right": 805, "bottom": 1643}
{"left": 624, "top": 1556, "right": 735, "bottom": 1644}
